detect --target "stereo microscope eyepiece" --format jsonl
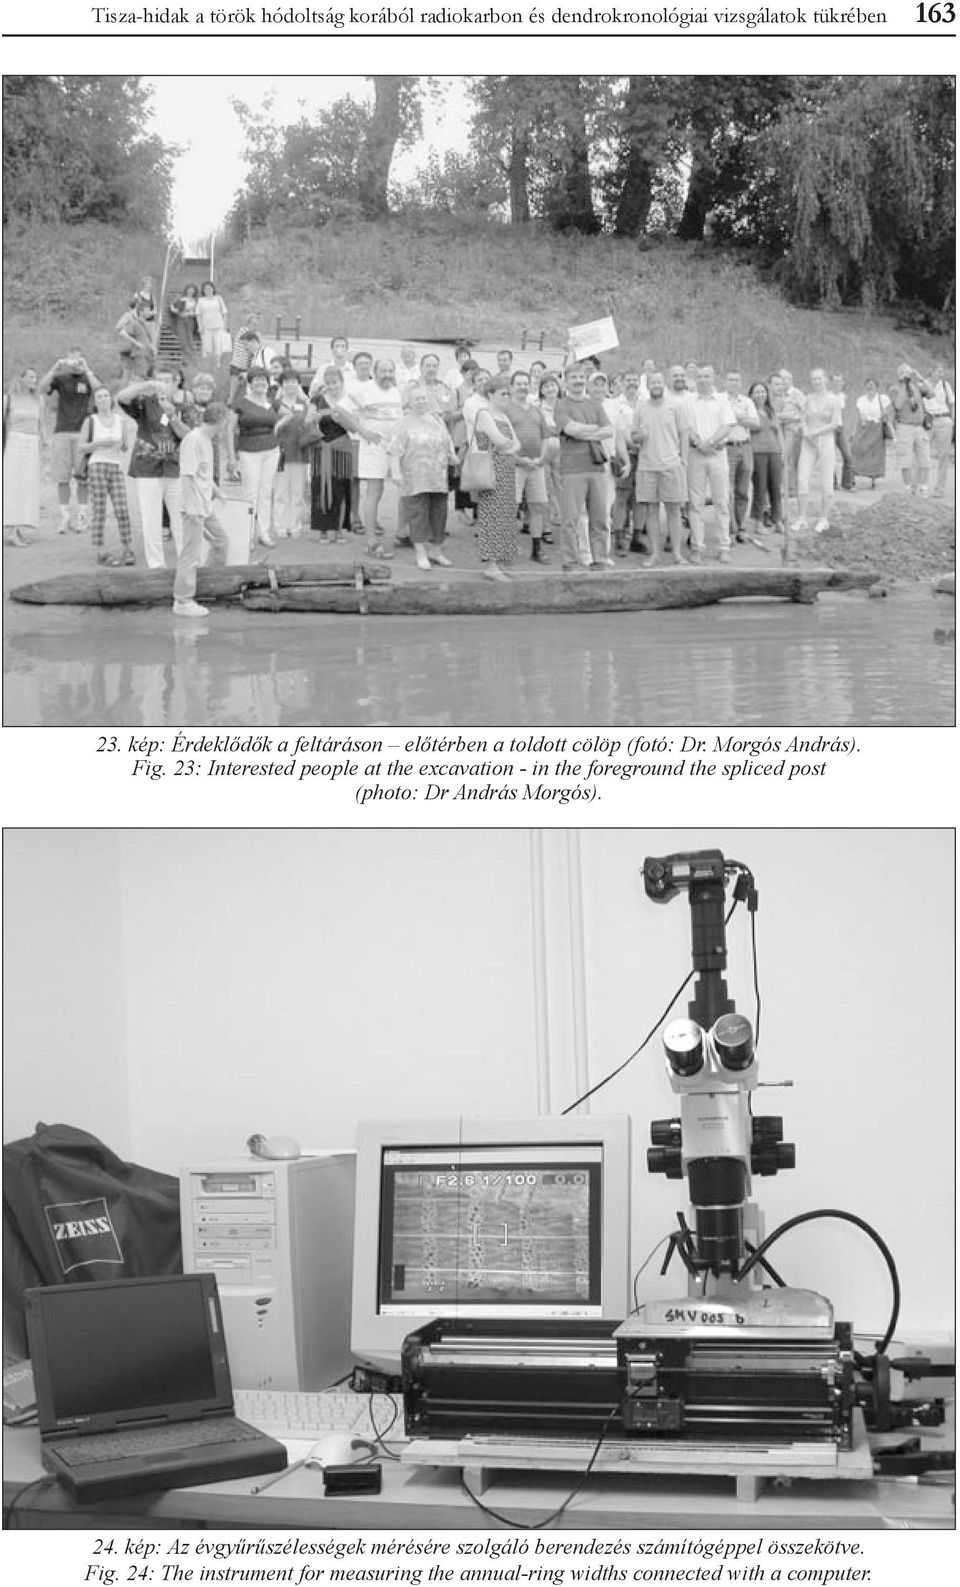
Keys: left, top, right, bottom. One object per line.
{"left": 662, "top": 1018, "right": 705, "bottom": 1077}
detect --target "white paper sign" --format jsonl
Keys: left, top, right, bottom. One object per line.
{"left": 567, "top": 316, "right": 620, "bottom": 361}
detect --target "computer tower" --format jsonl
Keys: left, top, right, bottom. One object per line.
{"left": 180, "top": 1154, "right": 355, "bottom": 1391}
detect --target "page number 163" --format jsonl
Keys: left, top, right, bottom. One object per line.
{"left": 917, "top": 3, "right": 955, "bottom": 18}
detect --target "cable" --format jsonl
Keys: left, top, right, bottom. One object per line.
{"left": 561, "top": 968, "right": 693, "bottom": 1114}
{"left": 631, "top": 1233, "right": 674, "bottom": 1313}
{"left": 2, "top": 1474, "right": 56, "bottom": 1527}
{"left": 458, "top": 1407, "right": 620, "bottom": 1529}
{"left": 561, "top": 897, "right": 740, "bottom": 1115}
{"left": 736, "top": 1209, "right": 901, "bottom": 1353}
{"left": 367, "top": 1390, "right": 403, "bottom": 1462}
{"left": 742, "top": 1238, "right": 786, "bottom": 1288}
{"left": 727, "top": 860, "right": 761, "bottom": 1047}
{"left": 750, "top": 905, "right": 762, "bottom": 1047}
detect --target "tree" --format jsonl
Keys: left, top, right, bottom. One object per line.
{"left": 547, "top": 78, "right": 600, "bottom": 234}
{"left": 228, "top": 78, "right": 425, "bottom": 231}
{"left": 2, "top": 76, "right": 174, "bottom": 229}
{"left": 670, "top": 77, "right": 804, "bottom": 241}
{"left": 390, "top": 150, "right": 507, "bottom": 217}
{"left": 468, "top": 76, "right": 604, "bottom": 232}
{"left": 469, "top": 77, "right": 536, "bottom": 223}
{"left": 609, "top": 77, "right": 677, "bottom": 237}
{"left": 355, "top": 77, "right": 423, "bottom": 219}
{"left": 764, "top": 76, "right": 955, "bottom": 311}
{"left": 226, "top": 93, "right": 370, "bottom": 235}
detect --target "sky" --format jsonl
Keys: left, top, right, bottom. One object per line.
{"left": 145, "top": 77, "right": 472, "bottom": 243}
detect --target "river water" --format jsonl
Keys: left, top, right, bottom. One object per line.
{"left": 3, "top": 589, "right": 953, "bottom": 727}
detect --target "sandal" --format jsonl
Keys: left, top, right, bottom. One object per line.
{"left": 121, "top": 547, "right": 136, "bottom": 566}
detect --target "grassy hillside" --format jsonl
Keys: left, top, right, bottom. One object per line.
{"left": 3, "top": 222, "right": 166, "bottom": 380}
{"left": 3, "top": 216, "right": 954, "bottom": 392}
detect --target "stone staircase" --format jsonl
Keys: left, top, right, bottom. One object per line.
{"left": 155, "top": 240, "right": 215, "bottom": 372}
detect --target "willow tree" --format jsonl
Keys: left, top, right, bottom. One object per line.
{"left": 766, "top": 76, "right": 955, "bottom": 309}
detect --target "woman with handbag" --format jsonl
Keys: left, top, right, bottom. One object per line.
{"left": 77, "top": 385, "right": 136, "bottom": 565}
{"left": 469, "top": 375, "right": 521, "bottom": 582}
{"left": 850, "top": 377, "right": 893, "bottom": 487}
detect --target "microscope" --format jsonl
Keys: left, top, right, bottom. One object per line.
{"left": 641, "top": 849, "right": 797, "bottom": 1306}
{"left": 402, "top": 848, "right": 950, "bottom": 1484}
{"left": 615, "top": 851, "right": 947, "bottom": 1460}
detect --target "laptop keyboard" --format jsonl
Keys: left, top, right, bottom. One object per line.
{"left": 234, "top": 1388, "right": 401, "bottom": 1443}
{"left": 54, "top": 1417, "right": 263, "bottom": 1467}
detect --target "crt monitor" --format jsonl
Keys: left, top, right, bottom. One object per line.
{"left": 351, "top": 1115, "right": 631, "bottom": 1371}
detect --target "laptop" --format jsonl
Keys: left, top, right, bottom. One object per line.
{"left": 24, "top": 1272, "right": 287, "bottom": 1503}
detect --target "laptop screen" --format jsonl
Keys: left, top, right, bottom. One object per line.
{"left": 26, "top": 1274, "right": 233, "bottom": 1433}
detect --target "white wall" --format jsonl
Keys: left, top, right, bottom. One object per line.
{"left": 114, "top": 829, "right": 542, "bottom": 1169}
{"left": 3, "top": 831, "right": 130, "bottom": 1148}
{"left": 3, "top": 828, "right": 953, "bottom": 1339}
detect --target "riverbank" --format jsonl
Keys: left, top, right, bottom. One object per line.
{"left": 6, "top": 469, "right": 952, "bottom": 620}
{"left": 5, "top": 465, "right": 952, "bottom": 727}
{"left": 793, "top": 489, "right": 955, "bottom": 585}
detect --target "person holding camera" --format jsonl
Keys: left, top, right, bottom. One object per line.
{"left": 890, "top": 362, "right": 934, "bottom": 496}
{"left": 118, "top": 371, "right": 191, "bottom": 568}
{"left": 38, "top": 348, "right": 100, "bottom": 535}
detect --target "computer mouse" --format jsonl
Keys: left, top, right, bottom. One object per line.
{"left": 246, "top": 1133, "right": 301, "bottom": 1161}
{"left": 308, "top": 1433, "right": 366, "bottom": 1469}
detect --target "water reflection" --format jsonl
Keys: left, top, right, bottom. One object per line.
{"left": 3, "top": 592, "right": 953, "bottom": 726}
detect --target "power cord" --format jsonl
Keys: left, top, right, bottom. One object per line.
{"left": 3, "top": 1474, "right": 56, "bottom": 1527}
{"left": 561, "top": 898, "right": 741, "bottom": 1114}
{"left": 366, "top": 1390, "right": 403, "bottom": 1462}
{"left": 458, "top": 1407, "right": 621, "bottom": 1529}
{"left": 630, "top": 1233, "right": 674, "bottom": 1313}
{"left": 737, "top": 1208, "right": 901, "bottom": 1353}
{"left": 728, "top": 861, "right": 761, "bottom": 1046}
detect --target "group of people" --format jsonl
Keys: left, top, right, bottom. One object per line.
{"left": 115, "top": 275, "right": 233, "bottom": 378}
{"left": 3, "top": 309, "right": 955, "bottom": 605}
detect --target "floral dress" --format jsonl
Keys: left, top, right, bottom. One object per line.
{"left": 475, "top": 413, "right": 518, "bottom": 567}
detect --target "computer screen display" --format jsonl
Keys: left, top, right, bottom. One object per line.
{"left": 378, "top": 1144, "right": 602, "bottom": 1315}
{"left": 352, "top": 1116, "right": 630, "bottom": 1370}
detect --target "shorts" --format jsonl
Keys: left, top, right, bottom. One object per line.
{"left": 50, "top": 431, "right": 83, "bottom": 484}
{"left": 895, "top": 426, "right": 931, "bottom": 471}
{"left": 515, "top": 462, "right": 548, "bottom": 506}
{"left": 635, "top": 461, "right": 686, "bottom": 504}
{"left": 358, "top": 441, "right": 393, "bottom": 482}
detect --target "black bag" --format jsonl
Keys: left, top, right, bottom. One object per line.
{"left": 3, "top": 1122, "right": 182, "bottom": 1354}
